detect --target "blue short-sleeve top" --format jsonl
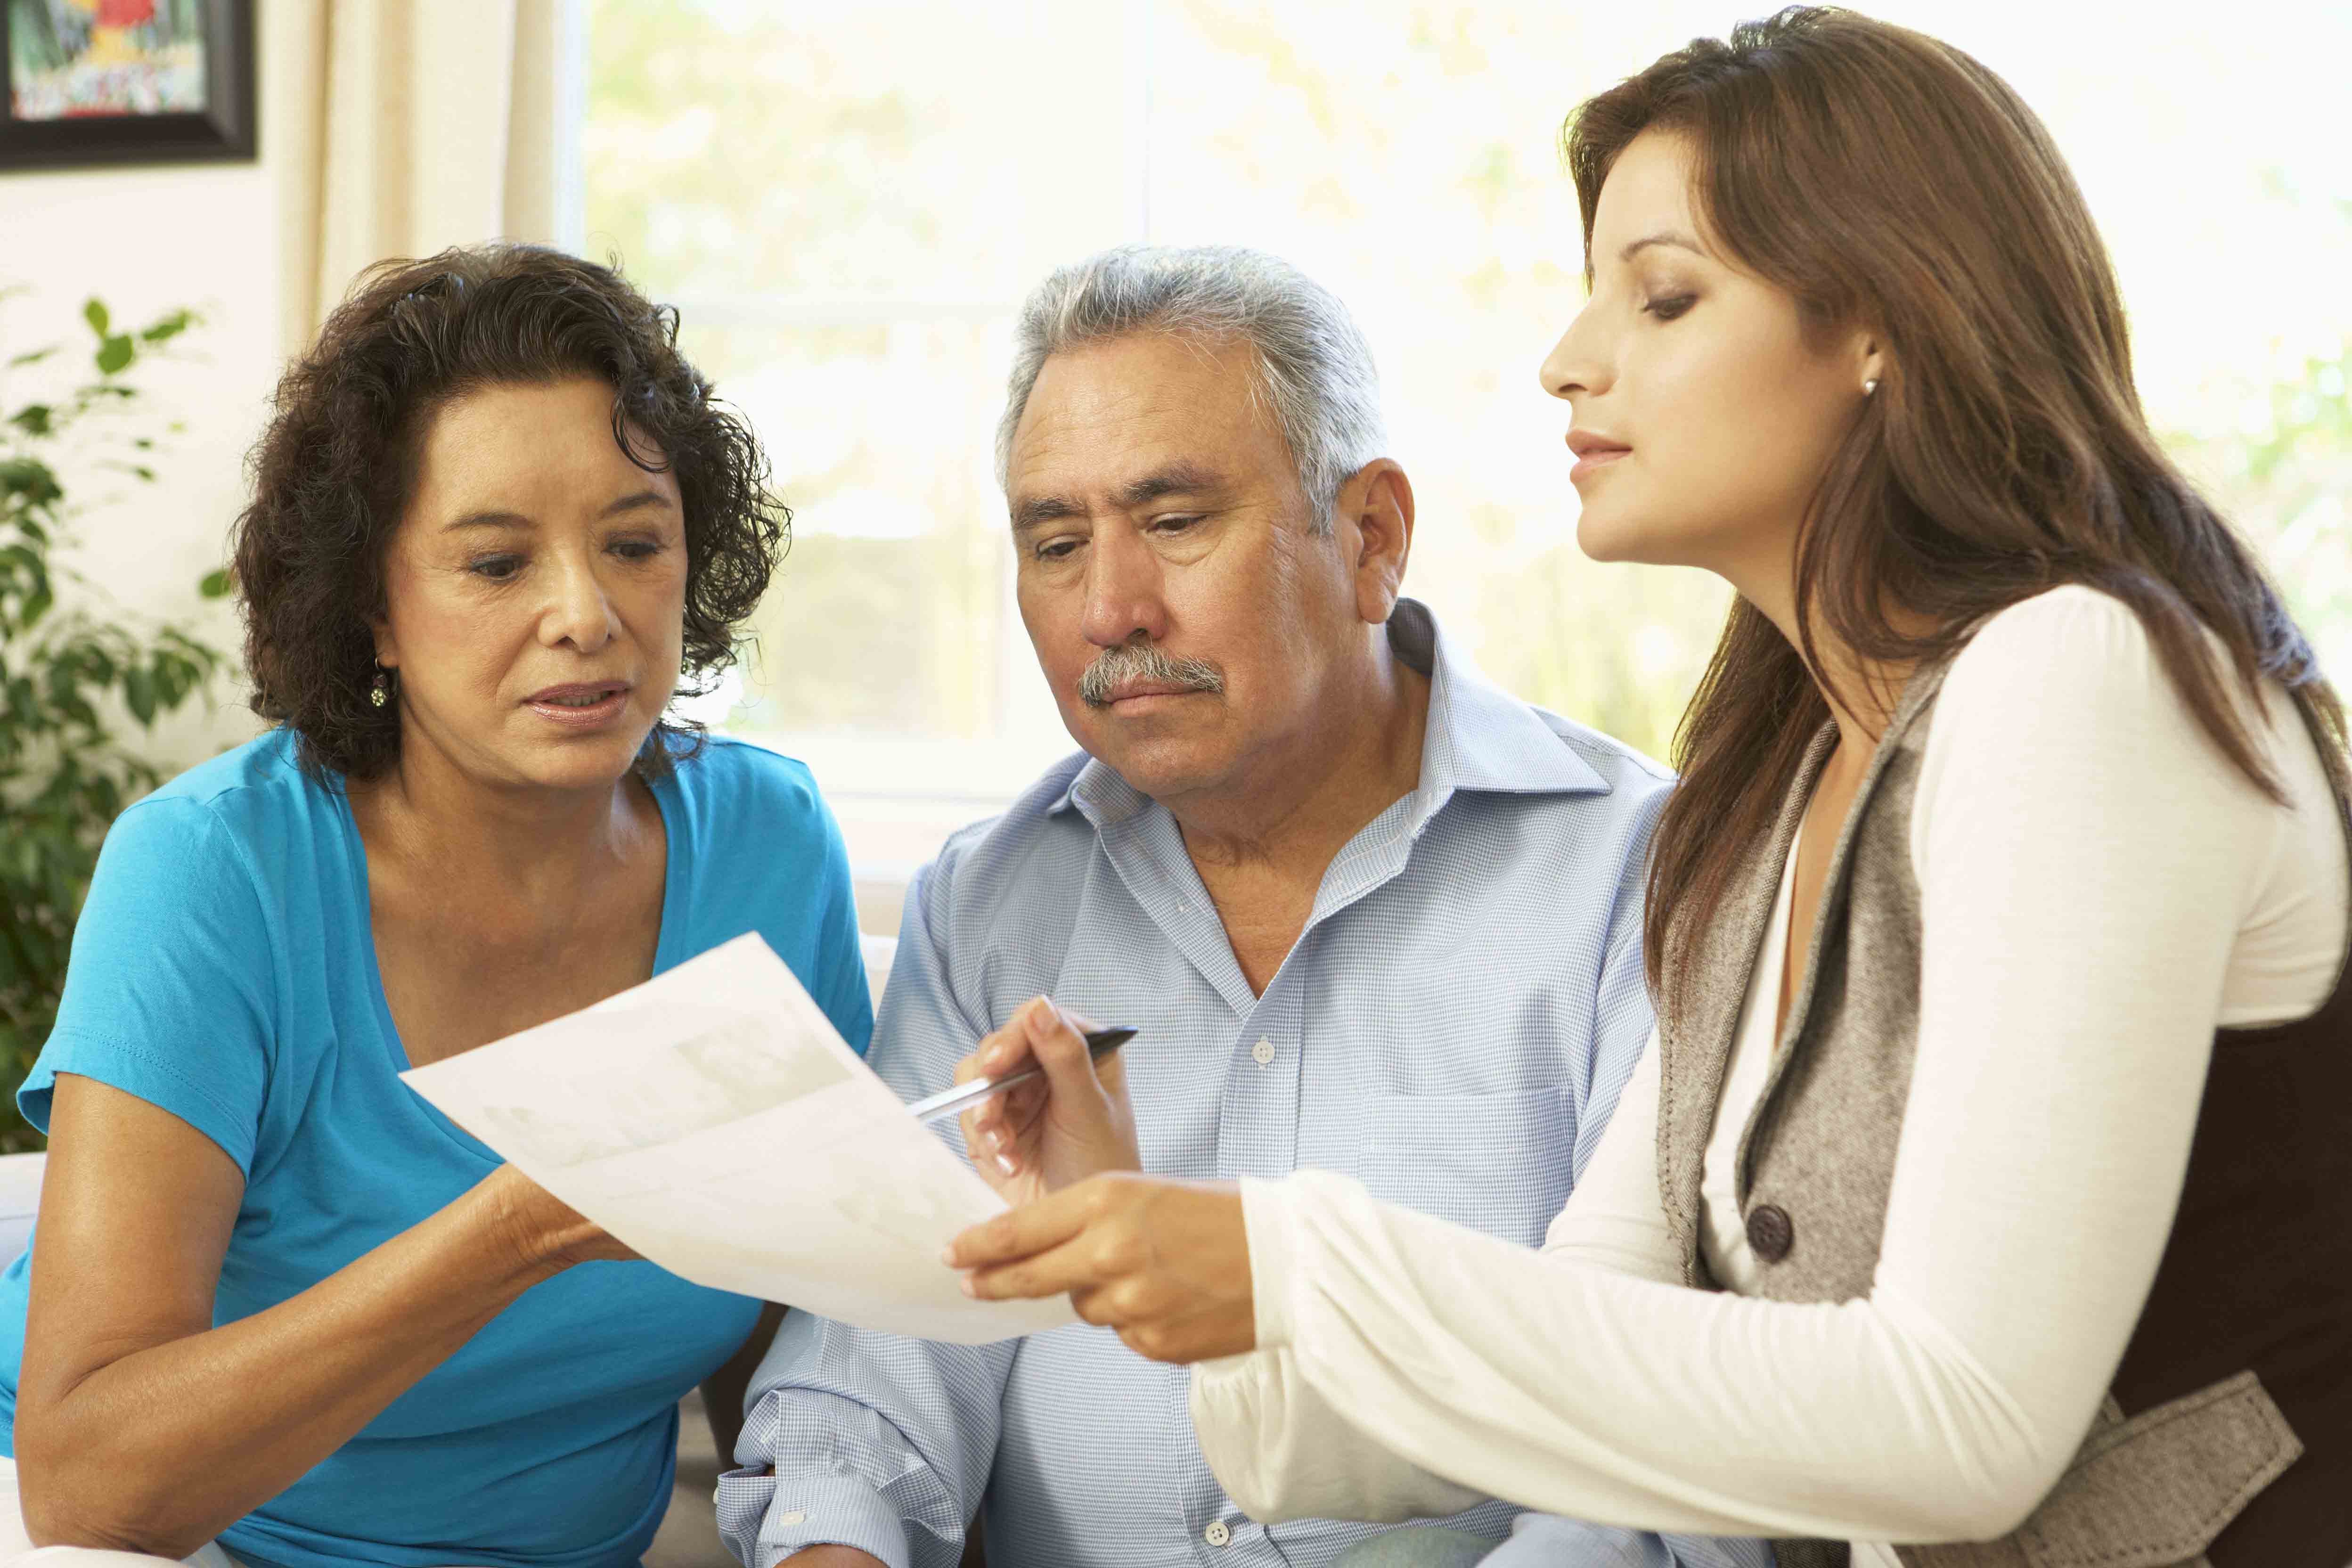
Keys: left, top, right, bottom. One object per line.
{"left": 0, "top": 727, "right": 874, "bottom": 1568}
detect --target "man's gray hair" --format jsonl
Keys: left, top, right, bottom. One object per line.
{"left": 995, "top": 245, "right": 1388, "bottom": 528}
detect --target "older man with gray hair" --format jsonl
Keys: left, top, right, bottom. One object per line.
{"left": 717, "top": 246, "right": 1771, "bottom": 1568}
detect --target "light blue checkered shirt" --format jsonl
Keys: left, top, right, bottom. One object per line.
{"left": 719, "top": 600, "right": 1772, "bottom": 1568}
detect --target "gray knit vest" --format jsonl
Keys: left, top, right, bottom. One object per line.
{"left": 1655, "top": 660, "right": 2352, "bottom": 1568}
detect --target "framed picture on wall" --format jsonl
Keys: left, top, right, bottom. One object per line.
{"left": 0, "top": 0, "right": 254, "bottom": 172}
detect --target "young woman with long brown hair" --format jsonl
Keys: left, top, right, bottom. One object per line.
{"left": 937, "top": 8, "right": 2352, "bottom": 1564}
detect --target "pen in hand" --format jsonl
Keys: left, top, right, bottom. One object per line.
{"left": 904, "top": 1027, "right": 1136, "bottom": 1125}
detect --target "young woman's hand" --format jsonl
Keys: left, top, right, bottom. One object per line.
{"left": 955, "top": 996, "right": 1140, "bottom": 1206}
{"left": 946, "top": 1173, "right": 1252, "bottom": 1364}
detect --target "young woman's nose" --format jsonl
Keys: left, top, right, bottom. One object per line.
{"left": 1539, "top": 305, "right": 1612, "bottom": 402}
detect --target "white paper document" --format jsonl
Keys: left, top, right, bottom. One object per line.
{"left": 401, "top": 933, "right": 1075, "bottom": 1344}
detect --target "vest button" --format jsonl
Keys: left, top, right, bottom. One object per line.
{"left": 1746, "top": 1203, "right": 1794, "bottom": 1263}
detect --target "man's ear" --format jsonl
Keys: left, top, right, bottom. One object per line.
{"left": 1335, "top": 459, "right": 1414, "bottom": 625}
{"left": 1345, "top": 460, "right": 1411, "bottom": 625}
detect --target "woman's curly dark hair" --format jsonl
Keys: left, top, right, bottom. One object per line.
{"left": 230, "top": 243, "right": 787, "bottom": 780}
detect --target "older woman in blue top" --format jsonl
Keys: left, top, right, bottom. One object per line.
{"left": 0, "top": 245, "right": 872, "bottom": 1568}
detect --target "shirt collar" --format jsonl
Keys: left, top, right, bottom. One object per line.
{"left": 1048, "top": 597, "right": 1608, "bottom": 825}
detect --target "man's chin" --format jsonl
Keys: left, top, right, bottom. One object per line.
{"left": 1070, "top": 721, "right": 1231, "bottom": 802}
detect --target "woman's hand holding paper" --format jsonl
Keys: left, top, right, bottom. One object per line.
{"left": 946, "top": 1174, "right": 1254, "bottom": 1364}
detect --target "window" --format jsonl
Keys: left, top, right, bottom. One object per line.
{"left": 582, "top": 1, "right": 2352, "bottom": 924}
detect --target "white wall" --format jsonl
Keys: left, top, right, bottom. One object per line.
{"left": 0, "top": 3, "right": 321, "bottom": 768}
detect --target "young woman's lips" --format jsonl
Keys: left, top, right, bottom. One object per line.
{"left": 1569, "top": 444, "right": 1633, "bottom": 484}
{"left": 524, "top": 683, "right": 631, "bottom": 729}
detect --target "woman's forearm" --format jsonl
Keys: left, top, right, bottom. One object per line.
{"left": 19, "top": 1166, "right": 592, "bottom": 1556}
{"left": 1194, "top": 1173, "right": 2055, "bottom": 1540}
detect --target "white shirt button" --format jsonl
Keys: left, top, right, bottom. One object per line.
{"left": 1204, "top": 1520, "right": 1233, "bottom": 1547}
{"left": 777, "top": 1510, "right": 807, "bottom": 1526}
{"left": 1251, "top": 1038, "right": 1275, "bottom": 1067}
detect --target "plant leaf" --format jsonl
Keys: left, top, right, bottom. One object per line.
{"left": 0, "top": 292, "right": 223, "bottom": 1153}
{"left": 122, "top": 666, "right": 156, "bottom": 726}
{"left": 0, "top": 458, "right": 62, "bottom": 507}
{"left": 138, "top": 309, "right": 196, "bottom": 343}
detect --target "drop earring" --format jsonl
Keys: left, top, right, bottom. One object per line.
{"left": 370, "top": 665, "right": 394, "bottom": 709}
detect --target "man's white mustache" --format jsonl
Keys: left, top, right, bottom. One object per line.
{"left": 1078, "top": 644, "right": 1226, "bottom": 707}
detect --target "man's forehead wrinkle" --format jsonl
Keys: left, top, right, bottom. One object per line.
{"left": 1005, "top": 330, "right": 1294, "bottom": 524}
{"left": 1033, "top": 374, "right": 1225, "bottom": 440}
{"left": 1038, "top": 330, "right": 1269, "bottom": 435}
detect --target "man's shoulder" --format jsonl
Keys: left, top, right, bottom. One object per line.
{"left": 1435, "top": 700, "right": 1677, "bottom": 879}
{"left": 923, "top": 750, "right": 1097, "bottom": 890}
{"left": 874, "top": 753, "right": 1101, "bottom": 1079}
{"left": 1525, "top": 707, "right": 1677, "bottom": 794}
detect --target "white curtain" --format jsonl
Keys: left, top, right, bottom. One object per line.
{"left": 275, "top": 0, "right": 575, "bottom": 352}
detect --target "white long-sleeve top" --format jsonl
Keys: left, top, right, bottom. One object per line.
{"left": 1191, "top": 587, "right": 2348, "bottom": 1551}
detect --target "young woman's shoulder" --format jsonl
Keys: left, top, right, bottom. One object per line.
{"left": 1938, "top": 584, "right": 2230, "bottom": 749}
{"left": 1954, "top": 584, "right": 2159, "bottom": 681}
{"left": 1926, "top": 589, "right": 2345, "bottom": 1027}
{"left": 1931, "top": 583, "right": 2329, "bottom": 833}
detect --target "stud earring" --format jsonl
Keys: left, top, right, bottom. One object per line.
{"left": 370, "top": 666, "right": 394, "bottom": 709}
{"left": 1864, "top": 377, "right": 1880, "bottom": 396}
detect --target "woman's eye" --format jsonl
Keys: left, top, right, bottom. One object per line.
{"left": 1642, "top": 294, "right": 1697, "bottom": 322}
{"left": 468, "top": 554, "right": 523, "bottom": 581}
{"left": 612, "top": 538, "right": 662, "bottom": 562}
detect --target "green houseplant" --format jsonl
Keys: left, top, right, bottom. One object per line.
{"left": 0, "top": 297, "right": 226, "bottom": 1151}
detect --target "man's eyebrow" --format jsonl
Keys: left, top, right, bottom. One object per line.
{"left": 1619, "top": 229, "right": 1707, "bottom": 263}
{"left": 1010, "top": 464, "right": 1229, "bottom": 532}
{"left": 1012, "top": 494, "right": 1084, "bottom": 532}
{"left": 1116, "top": 463, "right": 1225, "bottom": 509}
